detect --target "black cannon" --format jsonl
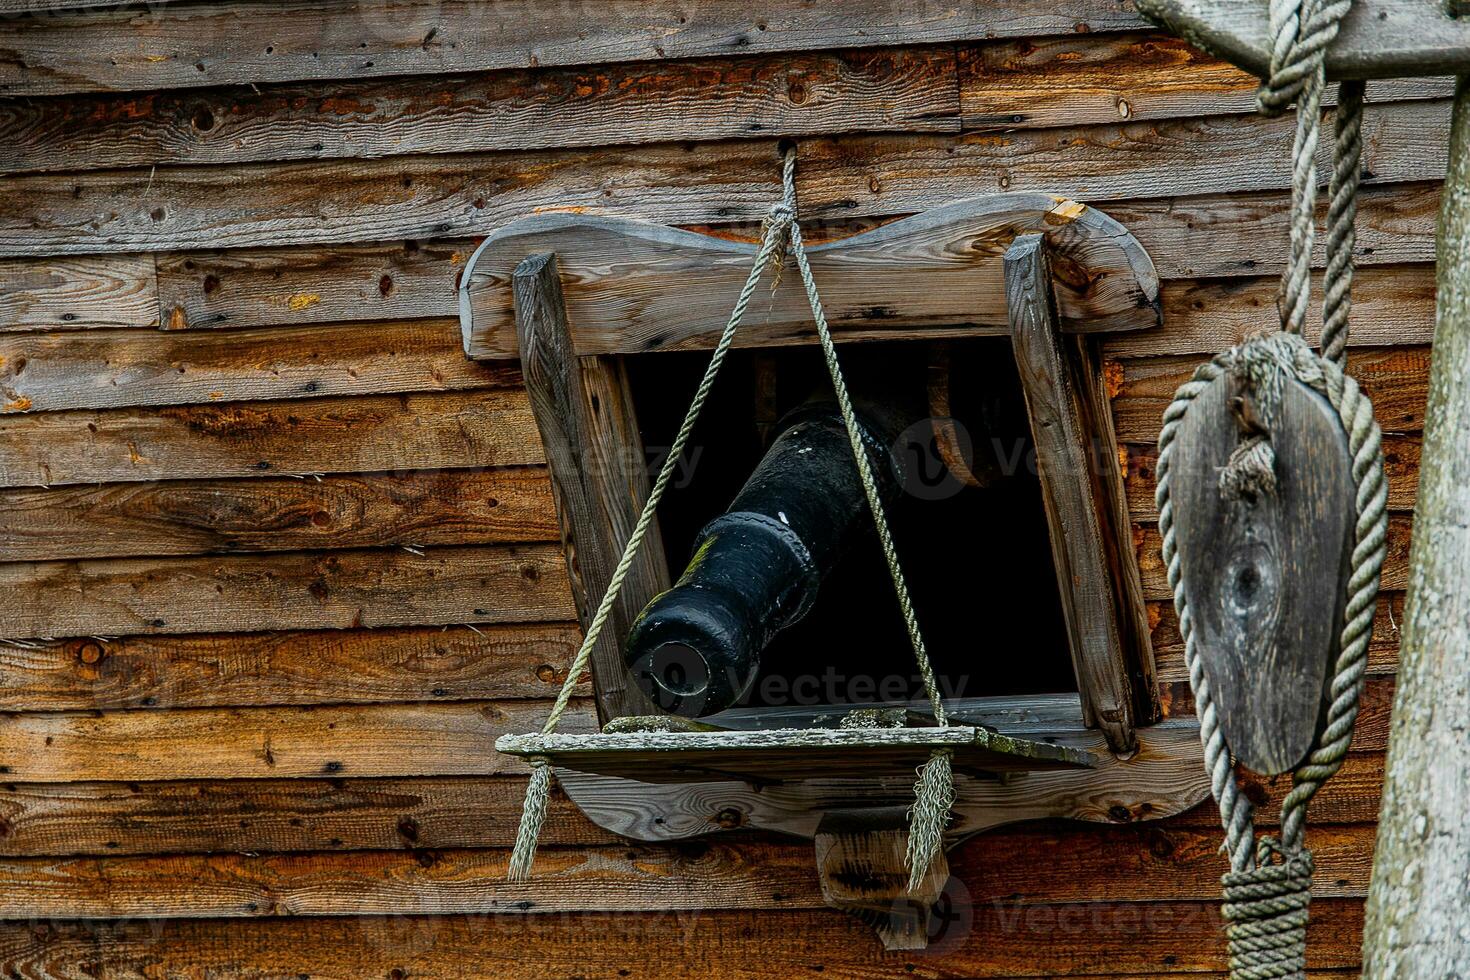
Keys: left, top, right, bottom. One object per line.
{"left": 624, "top": 397, "right": 912, "bottom": 717}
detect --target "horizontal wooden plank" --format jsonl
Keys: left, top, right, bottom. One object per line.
{"left": 0, "top": 389, "right": 543, "bottom": 487}
{"left": 0, "top": 0, "right": 1147, "bottom": 98}
{"left": 0, "top": 821, "right": 1377, "bottom": 918}
{"left": 1169, "top": 751, "right": 1386, "bottom": 828}
{"left": 0, "top": 47, "right": 959, "bottom": 175}
{"left": 0, "top": 318, "right": 518, "bottom": 413}
{"left": 1151, "top": 592, "right": 1405, "bottom": 682}
{"left": 1108, "top": 265, "right": 1438, "bottom": 361}
{"left": 142, "top": 181, "right": 1442, "bottom": 334}
{"left": 1110, "top": 345, "right": 1433, "bottom": 442}
{"left": 0, "top": 621, "right": 583, "bottom": 711}
{"left": 1111, "top": 180, "right": 1441, "bottom": 280}
{"left": 3, "top": 32, "right": 1454, "bottom": 175}
{"left": 960, "top": 33, "right": 1452, "bottom": 131}
{"left": 0, "top": 900, "right": 1367, "bottom": 977}
{"left": 0, "top": 253, "right": 156, "bottom": 330}
{"left": 155, "top": 238, "right": 474, "bottom": 330}
{"left": 0, "top": 0, "right": 164, "bottom": 10}
{"left": 0, "top": 774, "right": 614, "bottom": 856}
{"left": 0, "top": 543, "right": 574, "bottom": 638}
{"left": 0, "top": 698, "right": 596, "bottom": 782}
{"left": 0, "top": 466, "right": 558, "bottom": 562}
{"left": 1124, "top": 434, "right": 1423, "bottom": 518}
{"left": 0, "top": 100, "right": 1450, "bottom": 257}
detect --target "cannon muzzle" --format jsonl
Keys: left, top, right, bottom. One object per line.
{"left": 625, "top": 399, "right": 908, "bottom": 716}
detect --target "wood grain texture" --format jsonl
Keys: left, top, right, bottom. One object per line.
{"left": 0, "top": 901, "right": 1369, "bottom": 978}
{"left": 1136, "top": 0, "right": 1470, "bottom": 80}
{"left": 0, "top": 0, "right": 166, "bottom": 10}
{"left": 513, "top": 254, "right": 664, "bottom": 722}
{"left": 155, "top": 238, "right": 473, "bottom": 330}
{"left": 465, "top": 198, "right": 1161, "bottom": 360}
{"left": 0, "top": 100, "right": 1449, "bottom": 257}
{"left": 1105, "top": 265, "right": 1439, "bottom": 360}
{"left": 0, "top": 47, "right": 960, "bottom": 174}
{"left": 0, "top": 466, "right": 558, "bottom": 561}
{"left": 0, "top": 544, "right": 574, "bottom": 638}
{"left": 1110, "top": 346, "right": 1434, "bottom": 441}
{"left": 0, "top": 253, "right": 156, "bottom": 330}
{"left": 0, "top": 699, "right": 597, "bottom": 782}
{"left": 0, "top": 389, "right": 543, "bottom": 487}
{"left": 0, "top": 774, "right": 614, "bottom": 856}
{"left": 0, "top": 822, "right": 1378, "bottom": 918}
{"left": 0, "top": 0, "right": 1147, "bottom": 98}
{"left": 0, "top": 318, "right": 513, "bottom": 413}
{"left": 0, "top": 622, "right": 583, "bottom": 711}
{"left": 1006, "top": 236, "right": 1134, "bottom": 751}
{"left": 1167, "top": 369, "right": 1356, "bottom": 774}
{"left": 1111, "top": 181, "right": 1441, "bottom": 280}
{"left": 960, "top": 33, "right": 1452, "bottom": 131}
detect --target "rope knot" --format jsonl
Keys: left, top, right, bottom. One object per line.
{"left": 1218, "top": 338, "right": 1297, "bottom": 499}
{"left": 1221, "top": 841, "right": 1314, "bottom": 979}
{"left": 1256, "top": 0, "right": 1352, "bottom": 116}
{"left": 760, "top": 201, "right": 797, "bottom": 287}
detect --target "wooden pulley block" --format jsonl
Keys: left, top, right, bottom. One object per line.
{"left": 1168, "top": 363, "right": 1356, "bottom": 775}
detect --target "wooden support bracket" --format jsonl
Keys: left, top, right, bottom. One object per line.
{"left": 1007, "top": 235, "right": 1150, "bottom": 753}
{"left": 512, "top": 253, "right": 670, "bottom": 723}
{"left": 814, "top": 807, "right": 951, "bottom": 951}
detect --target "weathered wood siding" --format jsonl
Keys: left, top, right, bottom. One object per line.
{"left": 0, "top": 4, "right": 1435, "bottom": 975}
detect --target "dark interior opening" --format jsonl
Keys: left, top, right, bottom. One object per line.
{"left": 624, "top": 337, "right": 1074, "bottom": 712}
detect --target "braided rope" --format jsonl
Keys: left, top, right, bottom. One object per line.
{"left": 508, "top": 148, "right": 952, "bottom": 890}
{"left": 1156, "top": 2, "right": 1381, "bottom": 973}
{"left": 1321, "top": 79, "right": 1365, "bottom": 367}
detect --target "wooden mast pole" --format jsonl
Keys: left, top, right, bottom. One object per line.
{"left": 1361, "top": 74, "right": 1470, "bottom": 977}
{"left": 1133, "top": 2, "right": 1470, "bottom": 971}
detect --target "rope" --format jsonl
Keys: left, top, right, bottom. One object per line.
{"left": 1157, "top": 3, "right": 1384, "bottom": 974}
{"left": 782, "top": 154, "right": 953, "bottom": 890}
{"left": 509, "top": 147, "right": 953, "bottom": 892}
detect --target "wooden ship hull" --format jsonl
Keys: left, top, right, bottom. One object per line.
{"left": 0, "top": 3, "right": 1437, "bottom": 976}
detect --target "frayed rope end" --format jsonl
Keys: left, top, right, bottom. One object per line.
{"left": 905, "top": 749, "right": 955, "bottom": 893}
{"left": 508, "top": 761, "right": 554, "bottom": 882}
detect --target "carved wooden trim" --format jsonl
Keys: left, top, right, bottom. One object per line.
{"left": 461, "top": 194, "right": 1162, "bottom": 361}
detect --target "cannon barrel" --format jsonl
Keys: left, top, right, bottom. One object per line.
{"left": 625, "top": 398, "right": 909, "bottom": 716}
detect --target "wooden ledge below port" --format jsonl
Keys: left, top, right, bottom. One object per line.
{"left": 496, "top": 722, "right": 1094, "bottom": 785}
